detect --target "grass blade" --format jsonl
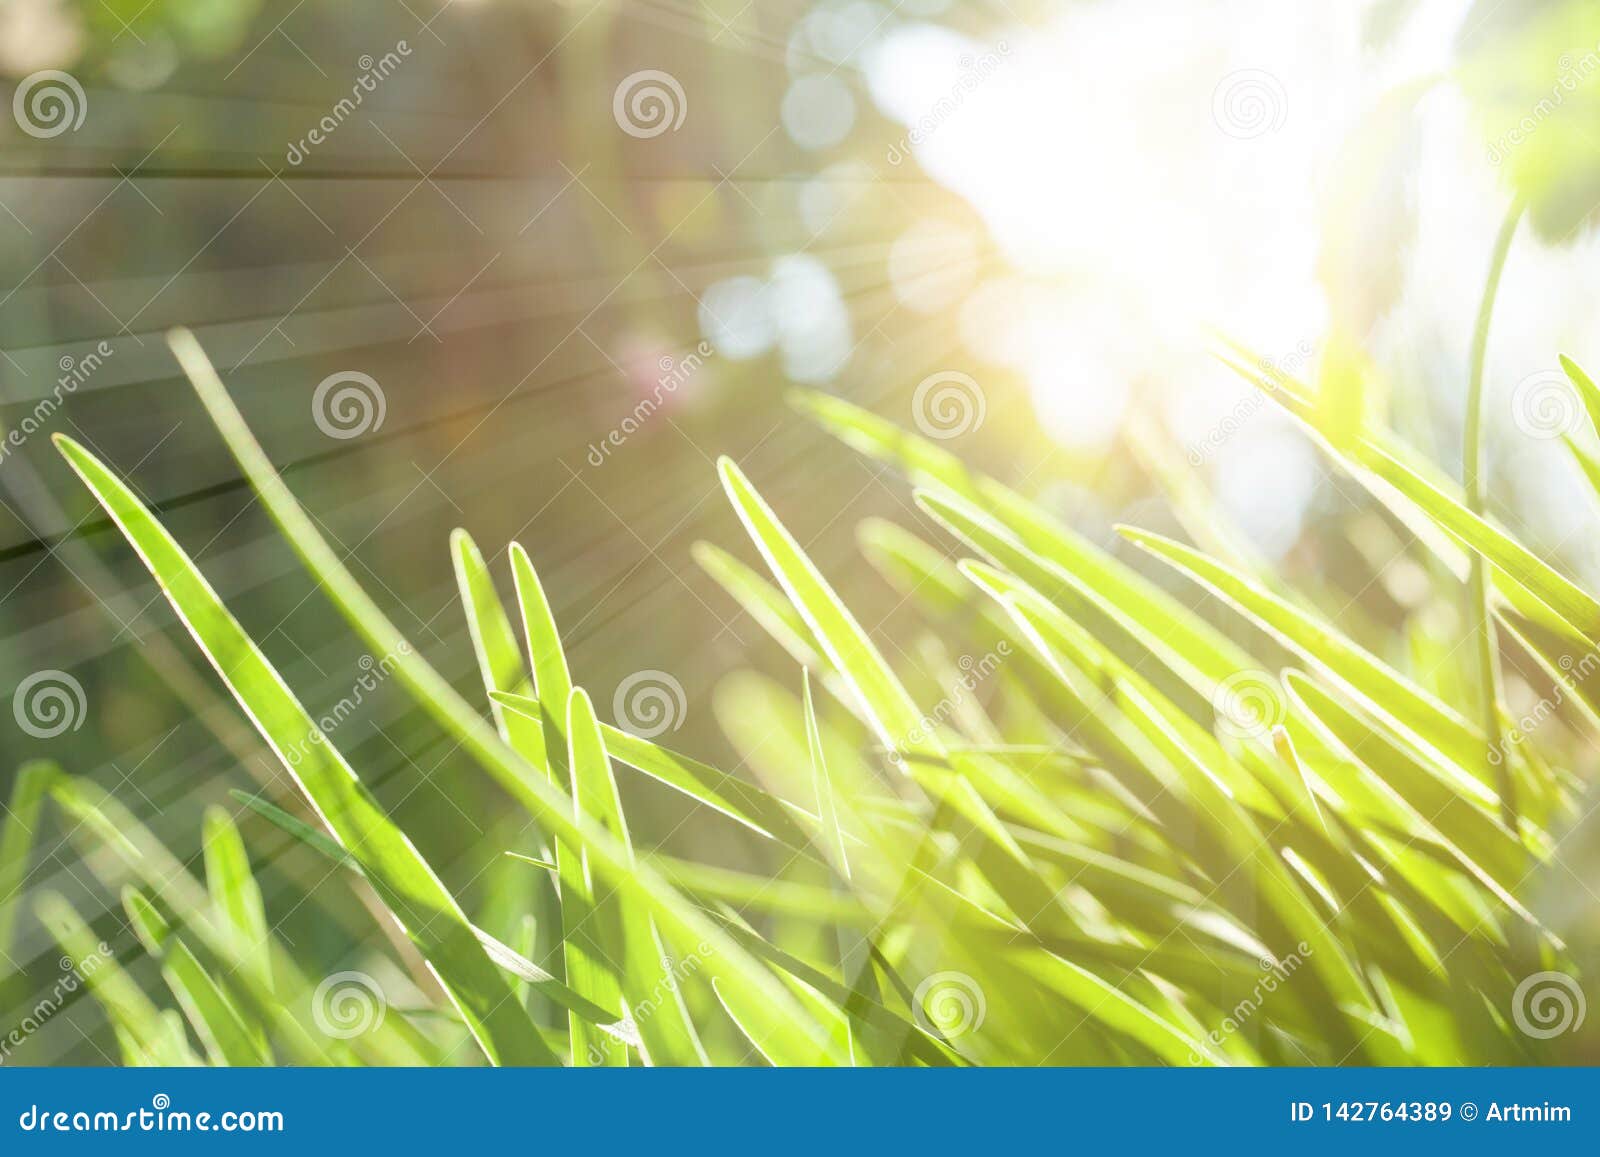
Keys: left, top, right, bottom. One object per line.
{"left": 490, "top": 689, "right": 812, "bottom": 849}
{"left": 566, "top": 688, "right": 707, "bottom": 1065}
{"left": 451, "top": 530, "right": 542, "bottom": 754}
{"left": 0, "top": 760, "right": 59, "bottom": 989}
{"left": 123, "top": 887, "right": 269, "bottom": 1066}
{"left": 167, "top": 330, "right": 843, "bottom": 1063}
{"left": 201, "top": 807, "right": 273, "bottom": 996}
{"left": 719, "top": 456, "right": 933, "bottom": 762}
{"left": 229, "top": 790, "right": 633, "bottom": 1034}
{"left": 35, "top": 892, "right": 196, "bottom": 1066}
{"left": 54, "top": 432, "right": 553, "bottom": 1066}
{"left": 556, "top": 684, "right": 625, "bottom": 1066}
{"left": 1120, "top": 526, "right": 1498, "bottom": 799}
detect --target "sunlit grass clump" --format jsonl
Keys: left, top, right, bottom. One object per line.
{"left": 4, "top": 331, "right": 1598, "bottom": 1066}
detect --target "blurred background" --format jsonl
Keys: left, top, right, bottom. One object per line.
{"left": 2, "top": 0, "right": 1599, "bottom": 1062}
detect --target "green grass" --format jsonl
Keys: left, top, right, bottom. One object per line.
{"left": 2, "top": 330, "right": 1595, "bottom": 1066}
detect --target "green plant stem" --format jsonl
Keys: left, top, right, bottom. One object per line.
{"left": 1464, "top": 197, "right": 1524, "bottom": 832}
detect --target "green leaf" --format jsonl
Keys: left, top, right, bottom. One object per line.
{"left": 507, "top": 545, "right": 618, "bottom": 1064}
{"left": 1457, "top": 0, "right": 1600, "bottom": 239}
{"left": 510, "top": 542, "right": 573, "bottom": 783}
{"left": 693, "top": 541, "right": 826, "bottom": 671}
{"left": 54, "top": 432, "right": 552, "bottom": 1067}
{"left": 229, "top": 790, "right": 635, "bottom": 1035}
{"left": 566, "top": 687, "right": 707, "bottom": 1066}
{"left": 559, "top": 684, "right": 627, "bottom": 1066}
{"left": 719, "top": 455, "right": 933, "bottom": 761}
{"left": 0, "top": 760, "right": 59, "bottom": 986}
{"left": 964, "top": 567, "right": 1379, "bottom": 1039}
{"left": 504, "top": 852, "right": 558, "bottom": 872}
{"left": 35, "top": 891, "right": 197, "bottom": 1066}
{"left": 650, "top": 856, "right": 869, "bottom": 925}
{"left": 123, "top": 887, "right": 270, "bottom": 1066}
{"left": 165, "top": 330, "right": 847, "bottom": 1066}
{"left": 719, "top": 458, "right": 1057, "bottom": 920}
{"left": 232, "top": 791, "right": 354, "bottom": 868}
{"left": 202, "top": 807, "right": 273, "bottom": 996}
{"left": 796, "top": 390, "right": 1255, "bottom": 682}
{"left": 1361, "top": 446, "right": 1600, "bottom": 644}
{"left": 1224, "top": 351, "right": 1600, "bottom": 645}
{"left": 451, "top": 529, "right": 543, "bottom": 756}
{"left": 915, "top": 487, "right": 1245, "bottom": 717}
{"left": 1282, "top": 672, "right": 1531, "bottom": 900}
{"left": 710, "top": 915, "right": 966, "bottom": 1067}
{"left": 1015, "top": 951, "right": 1220, "bottom": 1067}
{"left": 1121, "top": 526, "right": 1501, "bottom": 799}
{"left": 490, "top": 688, "right": 813, "bottom": 850}
{"left": 50, "top": 777, "right": 338, "bottom": 1065}
{"left": 1561, "top": 356, "right": 1600, "bottom": 438}
{"left": 803, "top": 672, "right": 850, "bottom": 882}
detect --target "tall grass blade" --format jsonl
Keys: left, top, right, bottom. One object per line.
{"left": 0, "top": 760, "right": 59, "bottom": 988}
{"left": 565, "top": 688, "right": 707, "bottom": 1065}
{"left": 123, "top": 887, "right": 269, "bottom": 1066}
{"left": 166, "top": 327, "right": 849, "bottom": 1064}
{"left": 35, "top": 891, "right": 196, "bottom": 1066}
{"left": 54, "top": 433, "right": 553, "bottom": 1066}
{"left": 201, "top": 808, "right": 273, "bottom": 996}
